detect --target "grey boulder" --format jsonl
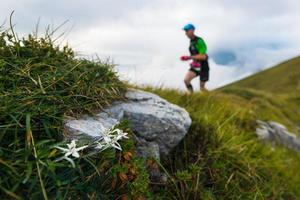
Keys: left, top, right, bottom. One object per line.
{"left": 64, "top": 89, "right": 192, "bottom": 160}
{"left": 256, "top": 120, "right": 300, "bottom": 154}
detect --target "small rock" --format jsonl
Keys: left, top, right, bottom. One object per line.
{"left": 256, "top": 120, "right": 300, "bottom": 154}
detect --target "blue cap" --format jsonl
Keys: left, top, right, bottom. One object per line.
{"left": 183, "top": 23, "right": 195, "bottom": 31}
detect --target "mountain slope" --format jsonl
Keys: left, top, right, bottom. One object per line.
{"left": 222, "top": 56, "right": 300, "bottom": 94}
{"left": 2, "top": 24, "right": 300, "bottom": 199}
{"left": 145, "top": 88, "right": 300, "bottom": 199}
{"left": 219, "top": 56, "right": 300, "bottom": 135}
{"left": 144, "top": 59, "right": 300, "bottom": 198}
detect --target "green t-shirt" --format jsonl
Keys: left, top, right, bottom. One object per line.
{"left": 189, "top": 36, "right": 207, "bottom": 55}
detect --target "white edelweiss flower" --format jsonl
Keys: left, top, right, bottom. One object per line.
{"left": 83, "top": 127, "right": 130, "bottom": 153}
{"left": 56, "top": 139, "right": 88, "bottom": 158}
{"left": 100, "top": 137, "right": 122, "bottom": 151}
{"left": 110, "top": 128, "right": 129, "bottom": 140}
{"left": 111, "top": 141, "right": 122, "bottom": 151}
{"left": 65, "top": 145, "right": 80, "bottom": 158}
{"left": 116, "top": 129, "right": 129, "bottom": 140}
{"left": 94, "top": 141, "right": 104, "bottom": 150}
{"left": 66, "top": 140, "right": 76, "bottom": 149}
{"left": 102, "top": 133, "right": 112, "bottom": 143}
{"left": 96, "top": 129, "right": 126, "bottom": 151}
{"left": 54, "top": 140, "right": 89, "bottom": 167}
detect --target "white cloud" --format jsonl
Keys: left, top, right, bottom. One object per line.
{"left": 1, "top": 0, "right": 300, "bottom": 91}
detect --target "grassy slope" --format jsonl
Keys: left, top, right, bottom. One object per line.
{"left": 145, "top": 88, "right": 300, "bottom": 199}
{"left": 2, "top": 25, "right": 300, "bottom": 199}
{"left": 219, "top": 56, "right": 300, "bottom": 135}
{"left": 142, "top": 56, "right": 300, "bottom": 199}
{"left": 0, "top": 30, "right": 153, "bottom": 199}
{"left": 221, "top": 56, "right": 300, "bottom": 94}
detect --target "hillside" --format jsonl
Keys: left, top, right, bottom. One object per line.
{"left": 1, "top": 27, "right": 300, "bottom": 199}
{"left": 219, "top": 57, "right": 300, "bottom": 135}
{"left": 141, "top": 57, "right": 300, "bottom": 199}
{"left": 222, "top": 56, "right": 300, "bottom": 94}
{"left": 146, "top": 88, "right": 300, "bottom": 199}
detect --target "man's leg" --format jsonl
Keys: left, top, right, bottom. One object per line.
{"left": 200, "top": 81, "right": 208, "bottom": 92}
{"left": 199, "top": 61, "right": 209, "bottom": 92}
{"left": 184, "top": 70, "right": 197, "bottom": 93}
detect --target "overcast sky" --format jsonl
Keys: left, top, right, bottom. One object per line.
{"left": 1, "top": 0, "right": 300, "bottom": 90}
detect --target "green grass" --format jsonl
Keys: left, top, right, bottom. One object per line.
{"left": 143, "top": 57, "right": 300, "bottom": 198}
{"left": 1, "top": 21, "right": 300, "bottom": 199}
{"left": 218, "top": 56, "right": 300, "bottom": 135}
{"left": 219, "top": 87, "right": 300, "bottom": 135}
{"left": 0, "top": 27, "right": 154, "bottom": 199}
{"left": 221, "top": 56, "right": 300, "bottom": 94}
{"left": 144, "top": 88, "right": 300, "bottom": 199}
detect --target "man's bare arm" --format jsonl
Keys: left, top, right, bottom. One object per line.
{"left": 190, "top": 54, "right": 207, "bottom": 61}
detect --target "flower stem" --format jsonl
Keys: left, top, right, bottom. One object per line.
{"left": 26, "top": 114, "right": 48, "bottom": 200}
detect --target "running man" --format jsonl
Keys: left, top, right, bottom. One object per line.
{"left": 180, "top": 23, "right": 209, "bottom": 93}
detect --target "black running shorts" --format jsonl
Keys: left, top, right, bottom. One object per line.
{"left": 189, "top": 60, "right": 209, "bottom": 82}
